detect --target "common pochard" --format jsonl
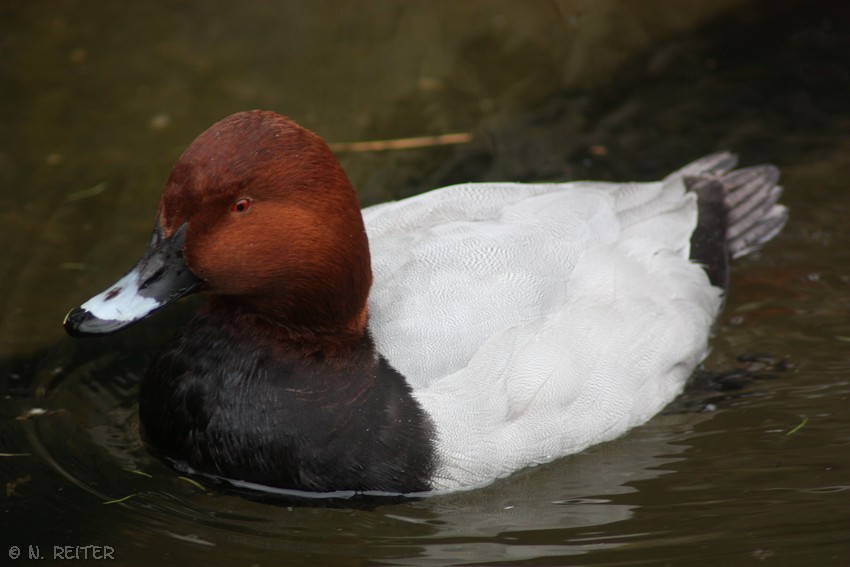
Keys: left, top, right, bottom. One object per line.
{"left": 64, "top": 110, "right": 787, "bottom": 494}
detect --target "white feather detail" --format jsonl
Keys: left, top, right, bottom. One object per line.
{"left": 363, "top": 178, "right": 722, "bottom": 490}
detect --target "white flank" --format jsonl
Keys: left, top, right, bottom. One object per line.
{"left": 363, "top": 178, "right": 722, "bottom": 490}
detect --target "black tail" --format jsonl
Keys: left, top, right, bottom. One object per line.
{"left": 676, "top": 153, "right": 788, "bottom": 289}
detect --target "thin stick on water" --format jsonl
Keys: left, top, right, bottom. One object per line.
{"left": 329, "top": 133, "right": 472, "bottom": 153}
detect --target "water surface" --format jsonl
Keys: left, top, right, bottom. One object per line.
{"left": 2, "top": 1, "right": 850, "bottom": 565}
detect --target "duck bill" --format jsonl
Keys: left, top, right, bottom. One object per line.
{"left": 64, "top": 222, "right": 202, "bottom": 337}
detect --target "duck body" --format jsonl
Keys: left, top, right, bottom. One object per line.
{"left": 65, "top": 111, "right": 787, "bottom": 494}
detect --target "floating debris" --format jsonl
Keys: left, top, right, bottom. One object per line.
{"left": 15, "top": 408, "right": 50, "bottom": 421}
{"left": 123, "top": 468, "right": 153, "bottom": 478}
{"left": 165, "top": 532, "right": 216, "bottom": 546}
{"left": 150, "top": 113, "right": 171, "bottom": 130}
{"left": 102, "top": 493, "right": 138, "bottom": 505}
{"left": 6, "top": 475, "right": 31, "bottom": 497}
{"left": 178, "top": 476, "right": 207, "bottom": 491}
{"left": 65, "top": 182, "right": 107, "bottom": 202}
{"left": 785, "top": 416, "right": 809, "bottom": 436}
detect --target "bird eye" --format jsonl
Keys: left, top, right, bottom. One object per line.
{"left": 231, "top": 198, "right": 252, "bottom": 214}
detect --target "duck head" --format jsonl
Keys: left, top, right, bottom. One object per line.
{"left": 64, "top": 110, "right": 372, "bottom": 342}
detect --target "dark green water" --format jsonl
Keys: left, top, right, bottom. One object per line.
{"left": 2, "top": 1, "right": 850, "bottom": 565}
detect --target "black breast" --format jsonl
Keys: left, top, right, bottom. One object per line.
{"left": 138, "top": 313, "right": 437, "bottom": 494}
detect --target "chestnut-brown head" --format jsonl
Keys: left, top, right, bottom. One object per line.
{"left": 65, "top": 111, "right": 372, "bottom": 342}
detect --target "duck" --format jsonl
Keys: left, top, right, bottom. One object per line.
{"left": 64, "top": 110, "right": 787, "bottom": 495}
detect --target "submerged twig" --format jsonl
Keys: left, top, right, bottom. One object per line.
{"left": 329, "top": 132, "right": 471, "bottom": 153}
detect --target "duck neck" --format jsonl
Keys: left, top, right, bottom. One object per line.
{"left": 200, "top": 295, "right": 369, "bottom": 358}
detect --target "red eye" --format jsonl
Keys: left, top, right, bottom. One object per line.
{"left": 231, "top": 198, "right": 252, "bottom": 214}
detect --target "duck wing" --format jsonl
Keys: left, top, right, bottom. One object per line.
{"left": 364, "top": 174, "right": 707, "bottom": 387}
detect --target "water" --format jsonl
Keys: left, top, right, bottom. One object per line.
{"left": 3, "top": 1, "right": 850, "bottom": 564}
